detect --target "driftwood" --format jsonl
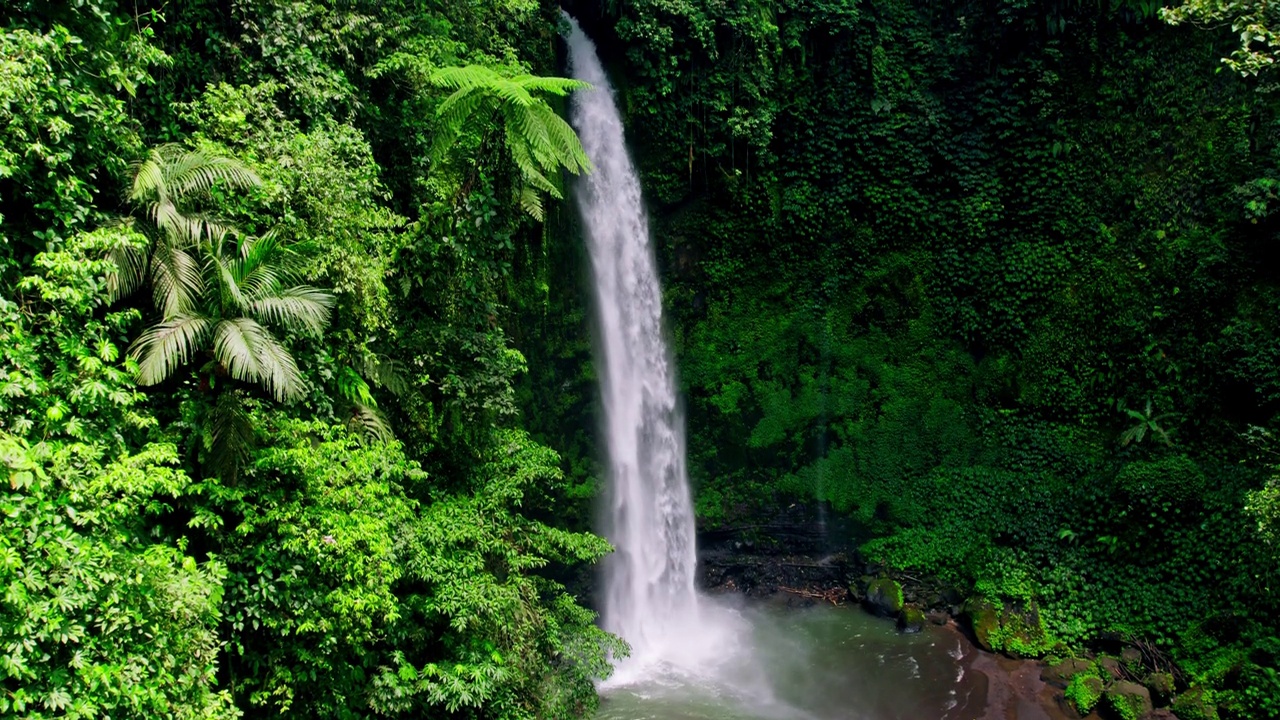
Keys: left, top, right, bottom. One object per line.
{"left": 778, "top": 585, "right": 847, "bottom": 605}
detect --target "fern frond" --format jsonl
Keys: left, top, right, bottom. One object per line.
{"left": 430, "top": 65, "right": 503, "bottom": 91}
{"left": 518, "top": 183, "right": 545, "bottom": 221}
{"left": 348, "top": 403, "right": 395, "bottom": 443}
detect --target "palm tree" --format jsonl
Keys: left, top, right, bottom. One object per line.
{"left": 130, "top": 232, "right": 334, "bottom": 401}
{"left": 429, "top": 65, "right": 592, "bottom": 220}
{"left": 109, "top": 144, "right": 261, "bottom": 314}
{"left": 111, "top": 145, "right": 334, "bottom": 479}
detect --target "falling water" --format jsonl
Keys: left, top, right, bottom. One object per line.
{"left": 564, "top": 15, "right": 706, "bottom": 675}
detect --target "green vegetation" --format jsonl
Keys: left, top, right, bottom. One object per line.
{"left": 6, "top": 0, "right": 1280, "bottom": 718}
{"left": 1065, "top": 671, "right": 1106, "bottom": 715}
{"left": 1, "top": 1, "right": 618, "bottom": 718}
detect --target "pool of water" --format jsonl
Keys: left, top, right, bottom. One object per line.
{"left": 594, "top": 598, "right": 987, "bottom": 720}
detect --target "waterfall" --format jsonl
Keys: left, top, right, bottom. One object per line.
{"left": 564, "top": 15, "right": 701, "bottom": 671}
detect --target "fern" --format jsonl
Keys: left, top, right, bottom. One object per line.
{"left": 428, "top": 65, "right": 592, "bottom": 218}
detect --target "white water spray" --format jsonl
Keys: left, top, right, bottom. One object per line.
{"left": 564, "top": 16, "right": 725, "bottom": 680}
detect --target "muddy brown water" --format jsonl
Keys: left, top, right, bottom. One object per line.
{"left": 593, "top": 599, "right": 1070, "bottom": 720}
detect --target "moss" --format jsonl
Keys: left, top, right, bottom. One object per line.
{"left": 1104, "top": 681, "right": 1153, "bottom": 720}
{"left": 865, "top": 577, "right": 904, "bottom": 616}
{"left": 1171, "top": 686, "right": 1219, "bottom": 720}
{"left": 1065, "top": 672, "right": 1105, "bottom": 715}
{"left": 973, "top": 599, "right": 1056, "bottom": 658}
{"left": 963, "top": 598, "right": 1001, "bottom": 652}
{"left": 898, "top": 605, "right": 926, "bottom": 633}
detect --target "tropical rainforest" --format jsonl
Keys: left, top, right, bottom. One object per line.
{"left": 2, "top": 0, "right": 1280, "bottom": 718}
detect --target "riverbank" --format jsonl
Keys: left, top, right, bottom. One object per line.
{"left": 698, "top": 526, "right": 1190, "bottom": 720}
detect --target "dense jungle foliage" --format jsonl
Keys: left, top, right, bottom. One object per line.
{"left": 4, "top": 0, "right": 1280, "bottom": 719}
{"left": 1, "top": 1, "right": 618, "bottom": 718}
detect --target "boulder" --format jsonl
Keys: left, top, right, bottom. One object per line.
{"left": 864, "top": 577, "right": 904, "bottom": 617}
{"left": 1098, "top": 656, "right": 1124, "bottom": 679}
{"left": 1144, "top": 672, "right": 1175, "bottom": 706}
{"left": 926, "top": 610, "right": 949, "bottom": 626}
{"left": 1104, "top": 681, "right": 1153, "bottom": 720}
{"left": 1041, "top": 658, "right": 1094, "bottom": 689}
{"left": 898, "top": 605, "right": 926, "bottom": 633}
{"left": 1064, "top": 672, "right": 1105, "bottom": 715}
{"left": 965, "top": 598, "right": 1055, "bottom": 658}
{"left": 1171, "top": 686, "right": 1218, "bottom": 720}
{"left": 962, "top": 597, "right": 1001, "bottom": 652}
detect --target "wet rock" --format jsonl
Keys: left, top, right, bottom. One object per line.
{"left": 926, "top": 610, "right": 949, "bottom": 626}
{"left": 898, "top": 605, "right": 926, "bottom": 633}
{"left": 1144, "top": 672, "right": 1175, "bottom": 706}
{"left": 1041, "top": 658, "right": 1094, "bottom": 689}
{"left": 1104, "top": 681, "right": 1153, "bottom": 720}
{"left": 864, "top": 577, "right": 904, "bottom": 617}
{"left": 963, "top": 597, "right": 1001, "bottom": 652}
{"left": 1171, "top": 686, "right": 1219, "bottom": 720}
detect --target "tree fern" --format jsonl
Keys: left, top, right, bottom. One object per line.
{"left": 429, "top": 65, "right": 592, "bottom": 218}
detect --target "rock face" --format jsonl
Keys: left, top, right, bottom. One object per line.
{"left": 864, "top": 577, "right": 904, "bottom": 617}
{"left": 1104, "top": 681, "right": 1153, "bottom": 720}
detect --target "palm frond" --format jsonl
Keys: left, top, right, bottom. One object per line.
{"left": 210, "top": 248, "right": 250, "bottom": 315}
{"left": 128, "top": 147, "right": 167, "bottom": 205}
{"left": 213, "top": 318, "right": 305, "bottom": 402}
{"left": 129, "top": 315, "right": 213, "bottom": 386}
{"left": 206, "top": 389, "right": 254, "bottom": 483}
{"left": 249, "top": 286, "right": 335, "bottom": 336}
{"left": 106, "top": 239, "right": 147, "bottom": 304}
{"left": 167, "top": 148, "right": 261, "bottom": 198}
{"left": 149, "top": 241, "right": 204, "bottom": 316}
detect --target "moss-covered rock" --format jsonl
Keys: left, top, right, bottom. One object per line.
{"left": 1064, "top": 672, "right": 1105, "bottom": 715}
{"left": 1171, "top": 686, "right": 1219, "bottom": 720}
{"left": 864, "top": 577, "right": 904, "bottom": 617}
{"left": 963, "top": 597, "right": 1001, "bottom": 651}
{"left": 986, "top": 600, "right": 1055, "bottom": 658}
{"left": 898, "top": 605, "right": 926, "bottom": 633}
{"left": 1104, "top": 681, "right": 1153, "bottom": 720}
{"left": 1144, "top": 672, "right": 1175, "bottom": 706}
{"left": 1041, "top": 658, "right": 1093, "bottom": 689}
{"left": 961, "top": 597, "right": 1059, "bottom": 658}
